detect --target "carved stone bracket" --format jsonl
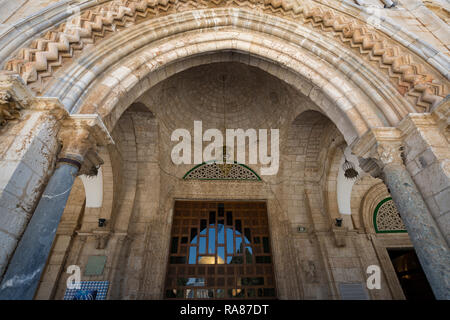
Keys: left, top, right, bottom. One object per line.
{"left": 93, "top": 230, "right": 111, "bottom": 250}
{"left": 331, "top": 225, "right": 348, "bottom": 247}
{"left": 58, "top": 114, "right": 114, "bottom": 176}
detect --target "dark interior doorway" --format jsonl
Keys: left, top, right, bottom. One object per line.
{"left": 165, "top": 200, "right": 276, "bottom": 300}
{"left": 387, "top": 248, "right": 435, "bottom": 300}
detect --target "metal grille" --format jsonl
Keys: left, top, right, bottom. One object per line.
{"left": 374, "top": 198, "right": 406, "bottom": 233}
{"left": 165, "top": 201, "right": 276, "bottom": 299}
{"left": 183, "top": 162, "right": 261, "bottom": 180}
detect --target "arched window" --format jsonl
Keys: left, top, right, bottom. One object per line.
{"left": 373, "top": 197, "right": 407, "bottom": 233}
{"left": 183, "top": 161, "right": 261, "bottom": 181}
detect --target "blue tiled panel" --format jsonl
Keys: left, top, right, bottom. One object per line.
{"left": 63, "top": 281, "right": 109, "bottom": 300}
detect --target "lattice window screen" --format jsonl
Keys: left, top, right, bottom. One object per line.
{"left": 374, "top": 198, "right": 407, "bottom": 233}
{"left": 183, "top": 162, "right": 261, "bottom": 181}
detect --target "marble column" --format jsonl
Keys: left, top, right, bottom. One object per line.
{"left": 382, "top": 162, "right": 450, "bottom": 300}
{"left": 0, "top": 115, "right": 112, "bottom": 299}
{"left": 0, "top": 161, "right": 80, "bottom": 299}
{"left": 398, "top": 108, "right": 450, "bottom": 245}
{"left": 354, "top": 130, "right": 450, "bottom": 300}
{"left": 0, "top": 72, "right": 68, "bottom": 279}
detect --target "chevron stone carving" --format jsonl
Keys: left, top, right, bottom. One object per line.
{"left": 2, "top": 0, "right": 448, "bottom": 112}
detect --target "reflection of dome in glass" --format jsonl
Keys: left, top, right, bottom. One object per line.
{"left": 193, "top": 223, "right": 252, "bottom": 265}
{"left": 199, "top": 256, "right": 225, "bottom": 264}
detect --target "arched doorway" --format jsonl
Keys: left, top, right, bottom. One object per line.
{"left": 165, "top": 201, "right": 276, "bottom": 300}
{"left": 0, "top": 0, "right": 447, "bottom": 301}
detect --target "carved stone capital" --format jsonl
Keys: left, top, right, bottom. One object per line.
{"left": 352, "top": 128, "right": 403, "bottom": 163}
{"left": 351, "top": 128, "right": 404, "bottom": 179}
{"left": 0, "top": 91, "right": 22, "bottom": 126}
{"left": 376, "top": 140, "right": 404, "bottom": 166}
{"left": 0, "top": 72, "right": 33, "bottom": 127}
{"left": 58, "top": 114, "right": 114, "bottom": 176}
{"left": 0, "top": 71, "right": 68, "bottom": 128}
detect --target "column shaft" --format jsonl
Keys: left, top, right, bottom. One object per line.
{"left": 383, "top": 163, "right": 450, "bottom": 300}
{"left": 0, "top": 163, "right": 79, "bottom": 300}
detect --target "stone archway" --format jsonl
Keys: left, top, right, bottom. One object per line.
{"left": 0, "top": 0, "right": 448, "bottom": 300}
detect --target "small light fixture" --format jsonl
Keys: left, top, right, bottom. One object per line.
{"left": 341, "top": 147, "right": 359, "bottom": 180}
{"left": 98, "top": 218, "right": 106, "bottom": 227}
{"left": 335, "top": 218, "right": 343, "bottom": 227}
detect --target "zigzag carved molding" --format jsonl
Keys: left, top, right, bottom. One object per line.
{"left": 2, "top": 0, "right": 448, "bottom": 112}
